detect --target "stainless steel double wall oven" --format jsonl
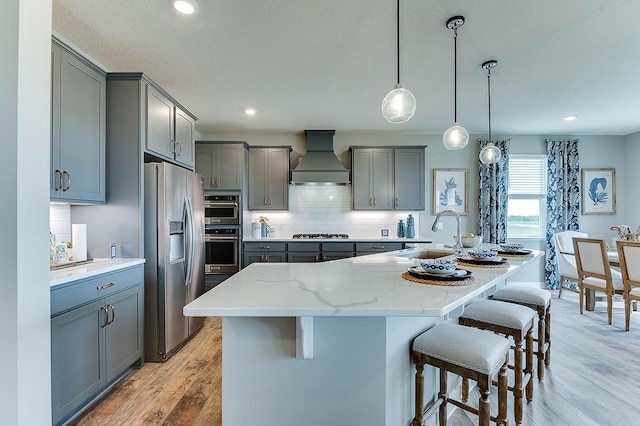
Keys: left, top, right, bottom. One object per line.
{"left": 204, "top": 194, "right": 241, "bottom": 279}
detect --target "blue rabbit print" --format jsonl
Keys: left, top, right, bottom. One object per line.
{"left": 588, "top": 177, "right": 608, "bottom": 206}
{"left": 439, "top": 177, "right": 463, "bottom": 207}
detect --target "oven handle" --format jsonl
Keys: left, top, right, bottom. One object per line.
{"left": 205, "top": 236, "right": 240, "bottom": 241}
{"left": 204, "top": 202, "right": 239, "bottom": 207}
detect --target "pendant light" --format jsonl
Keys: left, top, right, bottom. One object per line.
{"left": 443, "top": 16, "right": 469, "bottom": 150}
{"left": 479, "top": 60, "right": 502, "bottom": 165}
{"left": 381, "top": 0, "right": 416, "bottom": 123}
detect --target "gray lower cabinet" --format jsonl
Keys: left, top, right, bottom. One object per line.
{"left": 51, "top": 265, "right": 143, "bottom": 425}
{"left": 195, "top": 142, "right": 246, "bottom": 190}
{"left": 51, "top": 37, "right": 106, "bottom": 204}
{"left": 351, "top": 146, "right": 426, "bottom": 211}
{"left": 248, "top": 147, "right": 290, "bottom": 210}
{"left": 287, "top": 242, "right": 355, "bottom": 262}
{"left": 243, "top": 242, "right": 286, "bottom": 267}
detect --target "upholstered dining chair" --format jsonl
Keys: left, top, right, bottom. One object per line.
{"left": 553, "top": 230, "right": 588, "bottom": 298}
{"left": 573, "top": 238, "right": 624, "bottom": 325}
{"left": 615, "top": 240, "right": 640, "bottom": 331}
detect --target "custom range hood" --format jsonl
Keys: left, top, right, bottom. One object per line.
{"left": 290, "top": 130, "right": 350, "bottom": 185}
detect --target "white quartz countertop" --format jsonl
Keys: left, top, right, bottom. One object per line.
{"left": 50, "top": 258, "right": 146, "bottom": 288}
{"left": 184, "top": 244, "right": 542, "bottom": 318}
{"left": 242, "top": 237, "right": 433, "bottom": 243}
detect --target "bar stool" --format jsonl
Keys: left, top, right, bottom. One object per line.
{"left": 458, "top": 299, "right": 535, "bottom": 425}
{"left": 491, "top": 286, "right": 552, "bottom": 381}
{"left": 412, "top": 322, "right": 510, "bottom": 426}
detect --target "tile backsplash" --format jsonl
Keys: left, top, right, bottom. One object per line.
{"left": 50, "top": 204, "right": 71, "bottom": 243}
{"left": 246, "top": 186, "right": 419, "bottom": 238}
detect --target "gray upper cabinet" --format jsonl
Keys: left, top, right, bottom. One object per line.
{"left": 351, "top": 146, "right": 425, "bottom": 211}
{"left": 51, "top": 38, "right": 106, "bottom": 204}
{"left": 394, "top": 148, "right": 425, "bottom": 210}
{"left": 195, "top": 142, "right": 246, "bottom": 190}
{"left": 248, "top": 147, "right": 290, "bottom": 210}
{"left": 351, "top": 148, "right": 394, "bottom": 210}
{"left": 145, "top": 85, "right": 196, "bottom": 169}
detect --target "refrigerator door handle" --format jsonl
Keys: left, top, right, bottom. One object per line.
{"left": 184, "top": 196, "right": 196, "bottom": 287}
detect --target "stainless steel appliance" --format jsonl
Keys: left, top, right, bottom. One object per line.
{"left": 144, "top": 162, "right": 205, "bottom": 362}
{"left": 205, "top": 227, "right": 240, "bottom": 274}
{"left": 204, "top": 194, "right": 240, "bottom": 225}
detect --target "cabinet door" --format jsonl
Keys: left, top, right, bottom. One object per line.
{"left": 51, "top": 44, "right": 62, "bottom": 199}
{"left": 352, "top": 149, "right": 373, "bottom": 209}
{"left": 51, "top": 300, "right": 106, "bottom": 425}
{"left": 371, "top": 149, "right": 394, "bottom": 210}
{"left": 243, "top": 252, "right": 286, "bottom": 267}
{"left": 287, "top": 253, "right": 322, "bottom": 263}
{"left": 266, "top": 148, "right": 289, "bottom": 210}
{"left": 105, "top": 285, "right": 143, "bottom": 382}
{"left": 218, "top": 145, "right": 244, "bottom": 189}
{"left": 195, "top": 145, "right": 214, "bottom": 188}
{"left": 248, "top": 148, "right": 269, "bottom": 209}
{"left": 56, "top": 49, "right": 106, "bottom": 203}
{"left": 146, "top": 86, "right": 174, "bottom": 160}
{"left": 394, "top": 148, "right": 425, "bottom": 210}
{"left": 174, "top": 107, "right": 195, "bottom": 169}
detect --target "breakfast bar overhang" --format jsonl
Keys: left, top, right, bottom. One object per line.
{"left": 184, "top": 244, "right": 542, "bottom": 426}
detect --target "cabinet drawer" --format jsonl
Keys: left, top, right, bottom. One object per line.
{"left": 51, "top": 266, "right": 143, "bottom": 316}
{"left": 355, "top": 242, "right": 404, "bottom": 253}
{"left": 244, "top": 242, "right": 286, "bottom": 252}
{"left": 288, "top": 242, "right": 320, "bottom": 252}
{"left": 322, "top": 242, "right": 355, "bottom": 252}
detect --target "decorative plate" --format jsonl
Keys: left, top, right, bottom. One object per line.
{"left": 408, "top": 266, "right": 472, "bottom": 280}
{"left": 456, "top": 255, "right": 508, "bottom": 265}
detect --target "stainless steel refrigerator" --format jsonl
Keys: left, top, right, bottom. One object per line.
{"left": 144, "top": 162, "right": 205, "bottom": 362}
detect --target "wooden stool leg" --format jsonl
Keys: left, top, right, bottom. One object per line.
{"left": 461, "top": 378, "right": 469, "bottom": 402}
{"left": 626, "top": 299, "right": 631, "bottom": 332}
{"left": 478, "top": 375, "right": 491, "bottom": 426}
{"left": 514, "top": 338, "right": 524, "bottom": 424}
{"left": 537, "top": 308, "right": 546, "bottom": 381}
{"left": 545, "top": 306, "right": 551, "bottom": 366}
{"left": 525, "top": 328, "right": 534, "bottom": 402}
{"left": 412, "top": 354, "right": 424, "bottom": 426}
{"left": 579, "top": 286, "right": 585, "bottom": 315}
{"left": 439, "top": 368, "right": 448, "bottom": 426}
{"left": 498, "top": 356, "right": 509, "bottom": 425}
{"left": 607, "top": 292, "right": 613, "bottom": 325}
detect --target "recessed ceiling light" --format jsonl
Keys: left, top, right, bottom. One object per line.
{"left": 563, "top": 114, "right": 578, "bottom": 121}
{"left": 171, "top": 0, "right": 198, "bottom": 15}
{"left": 244, "top": 108, "right": 257, "bottom": 116}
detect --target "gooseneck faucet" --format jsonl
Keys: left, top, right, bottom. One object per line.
{"left": 432, "top": 209, "right": 463, "bottom": 257}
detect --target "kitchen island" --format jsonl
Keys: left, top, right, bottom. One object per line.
{"left": 184, "top": 244, "right": 542, "bottom": 426}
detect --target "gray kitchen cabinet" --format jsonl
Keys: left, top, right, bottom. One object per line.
{"left": 287, "top": 242, "right": 354, "bottom": 262}
{"left": 243, "top": 242, "right": 286, "bottom": 267}
{"left": 195, "top": 142, "right": 246, "bottom": 190}
{"left": 145, "top": 85, "right": 196, "bottom": 169}
{"left": 51, "top": 38, "right": 106, "bottom": 204}
{"left": 351, "top": 146, "right": 426, "bottom": 211}
{"left": 51, "top": 265, "right": 143, "bottom": 426}
{"left": 248, "top": 147, "right": 290, "bottom": 210}
{"left": 355, "top": 242, "right": 405, "bottom": 256}
{"left": 394, "top": 148, "right": 425, "bottom": 210}
{"left": 351, "top": 148, "right": 394, "bottom": 210}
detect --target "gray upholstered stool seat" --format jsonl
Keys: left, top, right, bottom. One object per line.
{"left": 459, "top": 299, "right": 536, "bottom": 424}
{"left": 412, "top": 322, "right": 510, "bottom": 426}
{"left": 492, "top": 285, "right": 552, "bottom": 381}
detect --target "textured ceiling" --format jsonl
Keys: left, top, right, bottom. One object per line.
{"left": 53, "top": 0, "right": 640, "bottom": 136}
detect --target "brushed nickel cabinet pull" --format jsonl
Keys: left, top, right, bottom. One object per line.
{"left": 176, "top": 142, "right": 182, "bottom": 157}
{"left": 369, "top": 198, "right": 373, "bottom": 207}
{"left": 55, "top": 169, "right": 63, "bottom": 191}
{"left": 372, "top": 245, "right": 385, "bottom": 249}
{"left": 97, "top": 282, "right": 115, "bottom": 290}
{"left": 107, "top": 304, "right": 115, "bottom": 325}
{"left": 259, "top": 246, "right": 270, "bottom": 249}
{"left": 395, "top": 198, "right": 399, "bottom": 208}
{"left": 100, "top": 306, "right": 109, "bottom": 328}
{"left": 62, "top": 171, "right": 71, "bottom": 191}
{"left": 210, "top": 177, "right": 214, "bottom": 187}
{"left": 373, "top": 197, "right": 376, "bottom": 207}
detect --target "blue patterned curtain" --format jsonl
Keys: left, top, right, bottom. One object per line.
{"left": 545, "top": 139, "right": 580, "bottom": 289}
{"left": 478, "top": 139, "right": 510, "bottom": 244}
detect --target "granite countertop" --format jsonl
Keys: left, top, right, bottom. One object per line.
{"left": 50, "top": 258, "right": 146, "bottom": 288}
{"left": 184, "top": 244, "right": 542, "bottom": 318}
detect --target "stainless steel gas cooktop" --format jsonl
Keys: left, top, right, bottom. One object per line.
{"left": 292, "top": 233, "right": 349, "bottom": 239}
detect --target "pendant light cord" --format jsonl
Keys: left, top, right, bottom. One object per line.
{"left": 453, "top": 26, "right": 458, "bottom": 122}
{"left": 396, "top": 0, "right": 400, "bottom": 85}
{"left": 487, "top": 65, "right": 492, "bottom": 143}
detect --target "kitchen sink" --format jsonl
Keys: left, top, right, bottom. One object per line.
{"left": 394, "top": 249, "right": 452, "bottom": 260}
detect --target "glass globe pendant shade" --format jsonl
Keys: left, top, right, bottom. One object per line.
{"left": 479, "top": 142, "right": 501, "bottom": 164}
{"left": 442, "top": 123, "right": 469, "bottom": 150}
{"left": 382, "top": 84, "right": 416, "bottom": 123}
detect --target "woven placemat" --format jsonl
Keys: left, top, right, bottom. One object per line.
{"left": 401, "top": 271, "right": 476, "bottom": 286}
{"left": 455, "top": 259, "right": 509, "bottom": 269}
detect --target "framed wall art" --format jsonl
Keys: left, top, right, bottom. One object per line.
{"left": 581, "top": 168, "right": 616, "bottom": 215}
{"left": 433, "top": 168, "right": 468, "bottom": 215}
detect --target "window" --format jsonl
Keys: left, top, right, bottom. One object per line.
{"left": 508, "top": 155, "right": 547, "bottom": 238}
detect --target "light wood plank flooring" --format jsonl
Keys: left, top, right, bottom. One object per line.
{"left": 71, "top": 290, "right": 640, "bottom": 425}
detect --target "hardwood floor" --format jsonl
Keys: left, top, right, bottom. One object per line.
{"left": 71, "top": 290, "right": 640, "bottom": 425}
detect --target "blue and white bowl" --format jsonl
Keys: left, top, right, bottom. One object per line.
{"left": 420, "top": 259, "right": 457, "bottom": 274}
{"left": 468, "top": 249, "right": 498, "bottom": 260}
{"left": 499, "top": 243, "right": 525, "bottom": 252}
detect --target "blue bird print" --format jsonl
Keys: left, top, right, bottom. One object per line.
{"left": 588, "top": 177, "right": 608, "bottom": 205}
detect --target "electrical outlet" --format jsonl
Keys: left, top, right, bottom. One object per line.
{"left": 437, "top": 222, "right": 444, "bottom": 230}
